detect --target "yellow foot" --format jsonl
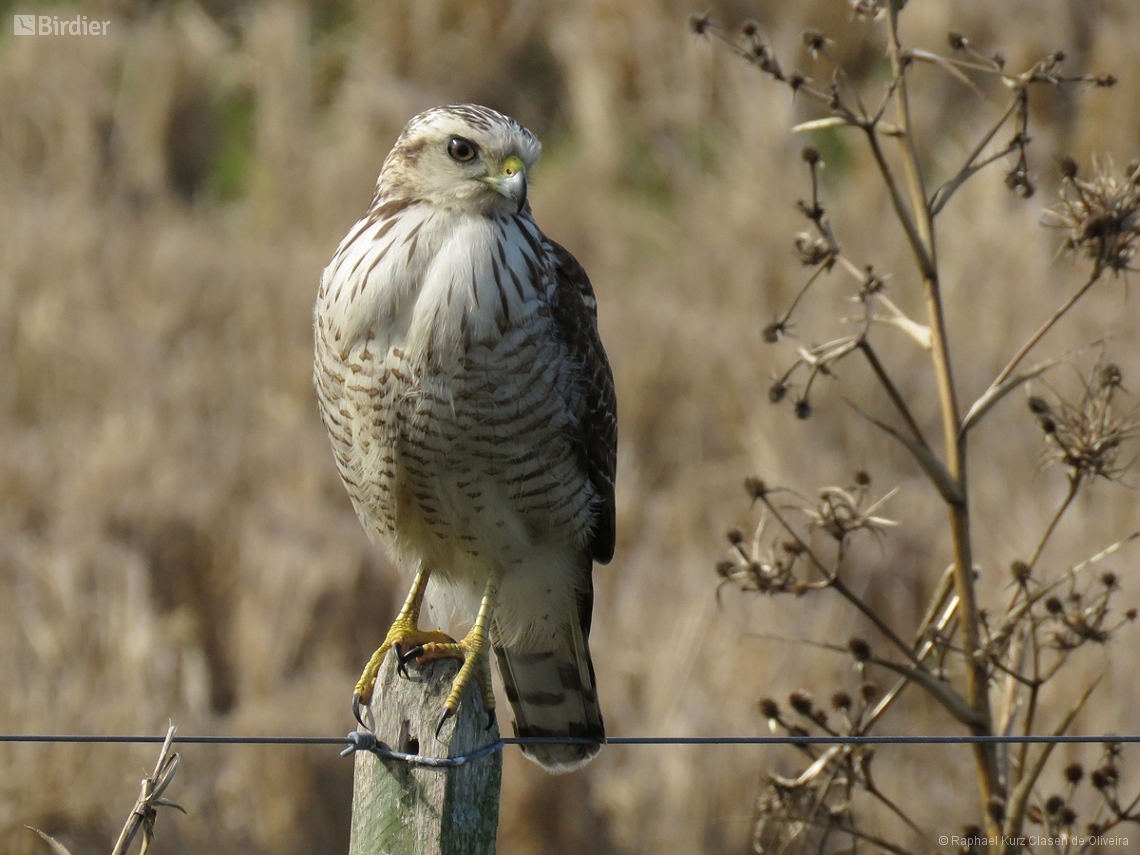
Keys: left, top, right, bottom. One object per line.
{"left": 352, "top": 620, "right": 454, "bottom": 725}
{"left": 417, "top": 634, "right": 498, "bottom": 736}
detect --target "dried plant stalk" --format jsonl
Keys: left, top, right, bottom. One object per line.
{"left": 699, "top": 2, "right": 1138, "bottom": 853}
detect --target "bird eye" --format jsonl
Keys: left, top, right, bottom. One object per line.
{"left": 447, "top": 137, "right": 477, "bottom": 162}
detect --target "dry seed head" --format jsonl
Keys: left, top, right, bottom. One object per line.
{"left": 741, "top": 20, "right": 759, "bottom": 37}
{"left": 797, "top": 199, "right": 825, "bottom": 222}
{"left": 1126, "top": 608, "right": 1137, "bottom": 621}
{"left": 794, "top": 233, "right": 833, "bottom": 266}
{"left": 794, "top": 398, "right": 812, "bottom": 419}
{"left": 854, "top": 470, "right": 871, "bottom": 487}
{"left": 759, "top": 697, "right": 781, "bottom": 719}
{"left": 804, "top": 485, "right": 897, "bottom": 542}
{"left": 789, "top": 690, "right": 814, "bottom": 716}
{"left": 848, "top": 637, "right": 872, "bottom": 662}
{"left": 801, "top": 29, "right": 828, "bottom": 55}
{"left": 988, "top": 797, "right": 1005, "bottom": 824}
{"left": 715, "top": 559, "right": 735, "bottom": 578}
{"left": 801, "top": 146, "right": 821, "bottom": 165}
{"left": 1045, "top": 795, "right": 1066, "bottom": 814}
{"left": 1064, "top": 762, "right": 1084, "bottom": 785}
{"left": 1035, "top": 359, "right": 1140, "bottom": 481}
{"left": 744, "top": 477, "right": 769, "bottom": 500}
{"left": 1047, "top": 157, "right": 1140, "bottom": 274}
{"left": 727, "top": 528, "right": 745, "bottom": 545}
{"left": 1059, "top": 155, "right": 1080, "bottom": 180}
{"left": 1058, "top": 806, "right": 1077, "bottom": 826}
{"left": 859, "top": 267, "right": 886, "bottom": 297}
{"left": 831, "top": 691, "right": 852, "bottom": 711}
{"left": 750, "top": 43, "right": 784, "bottom": 79}
{"left": 1093, "top": 764, "right": 1120, "bottom": 790}
{"left": 1101, "top": 571, "right": 1118, "bottom": 588}
{"left": 1096, "top": 74, "right": 1117, "bottom": 87}
{"left": 768, "top": 380, "right": 788, "bottom": 402}
{"left": 688, "top": 12, "right": 713, "bottom": 36}
{"left": 1010, "top": 560, "right": 1031, "bottom": 584}
{"left": 1006, "top": 167, "right": 1035, "bottom": 198}
{"left": 948, "top": 30, "right": 967, "bottom": 51}
{"left": 1046, "top": 596, "right": 1064, "bottom": 614}
{"left": 859, "top": 681, "right": 878, "bottom": 701}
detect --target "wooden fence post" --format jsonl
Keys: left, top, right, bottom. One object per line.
{"left": 348, "top": 653, "right": 502, "bottom": 855}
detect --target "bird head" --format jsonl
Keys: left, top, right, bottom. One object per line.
{"left": 378, "top": 104, "right": 542, "bottom": 216}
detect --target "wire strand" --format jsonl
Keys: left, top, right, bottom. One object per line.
{"left": 5, "top": 731, "right": 1138, "bottom": 768}
{"left": 2, "top": 732, "right": 1137, "bottom": 745}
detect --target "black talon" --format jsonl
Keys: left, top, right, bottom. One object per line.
{"left": 352, "top": 694, "right": 367, "bottom": 728}
{"left": 394, "top": 646, "right": 411, "bottom": 678}
{"left": 435, "top": 706, "right": 455, "bottom": 739}
{"left": 396, "top": 645, "right": 425, "bottom": 678}
{"left": 484, "top": 708, "right": 497, "bottom": 731}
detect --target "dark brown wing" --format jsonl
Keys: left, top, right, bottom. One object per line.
{"left": 547, "top": 240, "right": 617, "bottom": 565}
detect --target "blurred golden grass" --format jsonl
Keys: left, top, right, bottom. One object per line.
{"left": 1, "top": 1, "right": 1139, "bottom": 853}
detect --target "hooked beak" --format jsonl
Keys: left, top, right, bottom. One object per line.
{"left": 489, "top": 154, "right": 527, "bottom": 214}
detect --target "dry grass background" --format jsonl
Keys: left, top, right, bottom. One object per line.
{"left": 1, "top": 1, "right": 1139, "bottom": 853}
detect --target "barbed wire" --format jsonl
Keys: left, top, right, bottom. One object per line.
{"left": 3, "top": 731, "right": 1139, "bottom": 768}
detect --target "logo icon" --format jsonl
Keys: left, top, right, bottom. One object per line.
{"left": 13, "top": 14, "right": 36, "bottom": 35}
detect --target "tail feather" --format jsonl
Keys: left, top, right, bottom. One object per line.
{"left": 494, "top": 608, "right": 604, "bottom": 773}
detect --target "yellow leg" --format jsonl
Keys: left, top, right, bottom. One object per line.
{"left": 352, "top": 565, "right": 454, "bottom": 724}
{"left": 415, "top": 570, "right": 501, "bottom": 735}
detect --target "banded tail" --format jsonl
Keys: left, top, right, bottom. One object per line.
{"left": 494, "top": 600, "right": 604, "bottom": 773}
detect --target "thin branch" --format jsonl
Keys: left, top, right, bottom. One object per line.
{"left": 1015, "top": 612, "right": 1044, "bottom": 790}
{"left": 907, "top": 49, "right": 1020, "bottom": 82}
{"left": 863, "top": 126, "right": 937, "bottom": 280}
{"left": 862, "top": 775, "right": 941, "bottom": 850}
{"left": 961, "top": 340, "right": 1106, "bottom": 434}
{"left": 775, "top": 815, "right": 919, "bottom": 855}
{"left": 25, "top": 829, "right": 73, "bottom": 855}
{"left": 1027, "top": 475, "right": 1081, "bottom": 572}
{"left": 870, "top": 656, "right": 984, "bottom": 727}
{"left": 1002, "top": 673, "right": 1104, "bottom": 851}
{"left": 845, "top": 399, "right": 964, "bottom": 505}
{"left": 929, "top": 89, "right": 1020, "bottom": 216}
{"left": 858, "top": 340, "right": 930, "bottom": 448}
{"left": 774, "top": 261, "right": 832, "bottom": 330}
{"left": 990, "top": 265, "right": 1104, "bottom": 390}
{"left": 907, "top": 48, "right": 991, "bottom": 100}
{"left": 758, "top": 495, "right": 931, "bottom": 672}
{"left": 110, "top": 725, "right": 184, "bottom": 855}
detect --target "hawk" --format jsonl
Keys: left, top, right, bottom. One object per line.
{"left": 313, "top": 104, "right": 616, "bottom": 772}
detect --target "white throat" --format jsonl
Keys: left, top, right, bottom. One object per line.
{"left": 317, "top": 203, "right": 549, "bottom": 364}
